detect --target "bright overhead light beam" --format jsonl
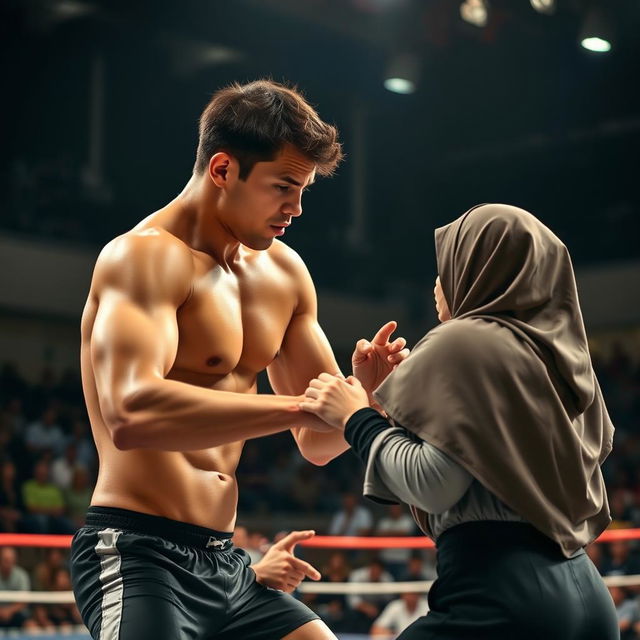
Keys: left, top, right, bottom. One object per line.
{"left": 581, "top": 37, "right": 611, "bottom": 53}
{"left": 384, "top": 78, "right": 416, "bottom": 94}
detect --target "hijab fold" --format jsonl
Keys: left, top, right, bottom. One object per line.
{"left": 374, "top": 204, "right": 613, "bottom": 557}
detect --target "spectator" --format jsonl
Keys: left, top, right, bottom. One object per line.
{"left": 308, "top": 552, "right": 351, "bottom": 632}
{"left": 232, "top": 525, "right": 265, "bottom": 564}
{"left": 0, "top": 547, "right": 37, "bottom": 631}
{"left": 601, "top": 540, "right": 640, "bottom": 577}
{"left": 51, "top": 443, "right": 83, "bottom": 490}
{"left": 32, "top": 568, "right": 82, "bottom": 631}
{"left": 33, "top": 549, "right": 66, "bottom": 592}
{"left": 0, "top": 460, "right": 24, "bottom": 532}
{"left": 64, "top": 466, "right": 92, "bottom": 529}
{"left": 21, "top": 459, "right": 74, "bottom": 534}
{"left": 24, "top": 406, "right": 66, "bottom": 458}
{"left": 585, "top": 542, "right": 606, "bottom": 576}
{"left": 370, "top": 592, "right": 430, "bottom": 638}
{"left": 609, "top": 585, "right": 640, "bottom": 640}
{"left": 1, "top": 397, "right": 26, "bottom": 437}
{"left": 69, "top": 418, "right": 97, "bottom": 470}
{"left": 345, "top": 557, "right": 394, "bottom": 633}
{"left": 398, "top": 552, "right": 437, "bottom": 582}
{"left": 329, "top": 493, "right": 373, "bottom": 537}
{"left": 375, "top": 504, "right": 416, "bottom": 577}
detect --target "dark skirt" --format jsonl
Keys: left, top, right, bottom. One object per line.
{"left": 398, "top": 521, "right": 618, "bottom": 640}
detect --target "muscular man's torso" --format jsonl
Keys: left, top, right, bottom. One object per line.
{"left": 81, "top": 208, "right": 300, "bottom": 531}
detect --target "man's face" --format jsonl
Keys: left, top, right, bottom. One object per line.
{"left": 222, "top": 145, "right": 316, "bottom": 251}
{"left": 0, "top": 548, "right": 16, "bottom": 574}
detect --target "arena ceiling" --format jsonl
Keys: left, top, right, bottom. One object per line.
{"left": 1, "top": 0, "right": 639, "bottom": 295}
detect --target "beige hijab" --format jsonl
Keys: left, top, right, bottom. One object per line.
{"left": 374, "top": 204, "right": 613, "bottom": 557}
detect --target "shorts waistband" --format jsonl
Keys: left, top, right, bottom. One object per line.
{"left": 85, "top": 506, "right": 234, "bottom": 551}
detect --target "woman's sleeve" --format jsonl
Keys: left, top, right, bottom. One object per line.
{"left": 345, "top": 408, "right": 473, "bottom": 514}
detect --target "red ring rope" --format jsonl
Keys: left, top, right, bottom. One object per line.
{"left": 1, "top": 528, "right": 639, "bottom": 549}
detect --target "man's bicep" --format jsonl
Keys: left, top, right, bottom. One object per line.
{"left": 267, "top": 312, "right": 341, "bottom": 395}
{"left": 90, "top": 289, "right": 179, "bottom": 427}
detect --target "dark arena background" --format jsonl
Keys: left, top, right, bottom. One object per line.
{"left": 0, "top": 1, "right": 639, "bottom": 638}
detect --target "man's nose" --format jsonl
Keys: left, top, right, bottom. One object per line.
{"left": 283, "top": 193, "right": 303, "bottom": 217}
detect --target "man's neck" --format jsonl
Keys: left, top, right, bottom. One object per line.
{"left": 169, "top": 174, "right": 242, "bottom": 269}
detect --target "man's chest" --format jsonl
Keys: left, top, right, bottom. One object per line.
{"left": 171, "top": 264, "right": 297, "bottom": 378}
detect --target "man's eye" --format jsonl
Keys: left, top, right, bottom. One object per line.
{"left": 275, "top": 185, "right": 290, "bottom": 192}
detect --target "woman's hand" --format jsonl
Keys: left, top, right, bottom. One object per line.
{"left": 299, "top": 373, "right": 370, "bottom": 429}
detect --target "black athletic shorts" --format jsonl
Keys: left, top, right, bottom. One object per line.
{"left": 70, "top": 506, "right": 319, "bottom": 640}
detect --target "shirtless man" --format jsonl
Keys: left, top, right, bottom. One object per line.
{"left": 70, "top": 80, "right": 409, "bottom": 640}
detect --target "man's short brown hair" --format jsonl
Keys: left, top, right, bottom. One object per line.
{"left": 194, "top": 79, "right": 343, "bottom": 179}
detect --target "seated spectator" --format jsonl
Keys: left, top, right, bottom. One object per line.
{"left": 398, "top": 552, "right": 437, "bottom": 582}
{"left": 0, "top": 547, "right": 38, "bottom": 631}
{"left": 601, "top": 540, "right": 640, "bottom": 577}
{"left": 370, "top": 592, "right": 430, "bottom": 638}
{"left": 21, "top": 459, "right": 74, "bottom": 534}
{"left": 609, "top": 490, "right": 636, "bottom": 530}
{"left": 51, "top": 442, "right": 84, "bottom": 490}
{"left": 345, "top": 557, "right": 394, "bottom": 634}
{"left": 375, "top": 504, "right": 416, "bottom": 578}
{"left": 24, "top": 406, "right": 66, "bottom": 458}
{"left": 0, "top": 459, "right": 24, "bottom": 533}
{"left": 1, "top": 397, "right": 26, "bottom": 437}
{"left": 609, "top": 585, "right": 640, "bottom": 640}
{"left": 64, "top": 466, "right": 92, "bottom": 529}
{"left": 33, "top": 549, "right": 66, "bottom": 592}
{"left": 329, "top": 493, "right": 373, "bottom": 537}
{"left": 585, "top": 542, "right": 605, "bottom": 575}
{"left": 69, "top": 418, "right": 97, "bottom": 470}
{"left": 307, "top": 552, "right": 351, "bottom": 632}
{"left": 32, "top": 568, "right": 82, "bottom": 631}
{"left": 232, "top": 525, "right": 266, "bottom": 564}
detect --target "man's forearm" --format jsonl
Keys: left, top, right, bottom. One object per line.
{"left": 291, "top": 425, "right": 349, "bottom": 465}
{"left": 110, "top": 378, "right": 315, "bottom": 451}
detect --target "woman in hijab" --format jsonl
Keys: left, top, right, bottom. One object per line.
{"left": 300, "top": 204, "right": 618, "bottom": 639}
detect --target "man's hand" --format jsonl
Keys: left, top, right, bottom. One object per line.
{"left": 252, "top": 530, "right": 322, "bottom": 593}
{"left": 300, "top": 374, "right": 370, "bottom": 429}
{"left": 352, "top": 321, "right": 409, "bottom": 397}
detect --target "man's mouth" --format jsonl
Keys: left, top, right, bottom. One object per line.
{"left": 270, "top": 223, "right": 290, "bottom": 236}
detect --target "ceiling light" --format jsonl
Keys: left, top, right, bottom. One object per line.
{"left": 384, "top": 53, "right": 420, "bottom": 95}
{"left": 580, "top": 6, "right": 613, "bottom": 53}
{"left": 460, "top": 0, "right": 489, "bottom": 28}
{"left": 530, "top": 0, "right": 555, "bottom": 15}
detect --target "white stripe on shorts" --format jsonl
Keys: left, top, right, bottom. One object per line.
{"left": 95, "top": 528, "right": 124, "bottom": 640}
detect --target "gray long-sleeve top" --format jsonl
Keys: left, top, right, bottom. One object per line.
{"left": 344, "top": 408, "right": 524, "bottom": 540}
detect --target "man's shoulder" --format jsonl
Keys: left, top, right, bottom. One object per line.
{"left": 98, "top": 227, "right": 193, "bottom": 268}
{"left": 93, "top": 228, "right": 194, "bottom": 301}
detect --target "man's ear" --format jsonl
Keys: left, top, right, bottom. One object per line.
{"left": 208, "top": 152, "right": 236, "bottom": 188}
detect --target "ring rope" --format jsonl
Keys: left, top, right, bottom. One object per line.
{"left": 0, "top": 573, "right": 637, "bottom": 603}
{"left": 2, "top": 528, "right": 639, "bottom": 549}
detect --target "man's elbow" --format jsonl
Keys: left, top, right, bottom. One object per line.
{"left": 299, "top": 450, "right": 334, "bottom": 466}
{"left": 106, "top": 406, "right": 149, "bottom": 451}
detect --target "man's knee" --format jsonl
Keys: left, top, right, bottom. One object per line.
{"left": 281, "top": 619, "right": 338, "bottom": 640}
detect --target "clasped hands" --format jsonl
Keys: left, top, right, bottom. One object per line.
{"left": 300, "top": 321, "right": 408, "bottom": 429}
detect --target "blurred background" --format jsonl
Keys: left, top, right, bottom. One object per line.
{"left": 1, "top": 0, "right": 640, "bottom": 637}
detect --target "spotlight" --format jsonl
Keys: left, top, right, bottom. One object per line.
{"left": 530, "top": 0, "right": 555, "bottom": 15}
{"left": 460, "top": 0, "right": 489, "bottom": 28}
{"left": 384, "top": 54, "right": 420, "bottom": 94}
{"left": 580, "top": 5, "right": 613, "bottom": 53}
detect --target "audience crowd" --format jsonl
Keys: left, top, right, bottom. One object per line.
{"left": 0, "top": 342, "right": 639, "bottom": 636}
